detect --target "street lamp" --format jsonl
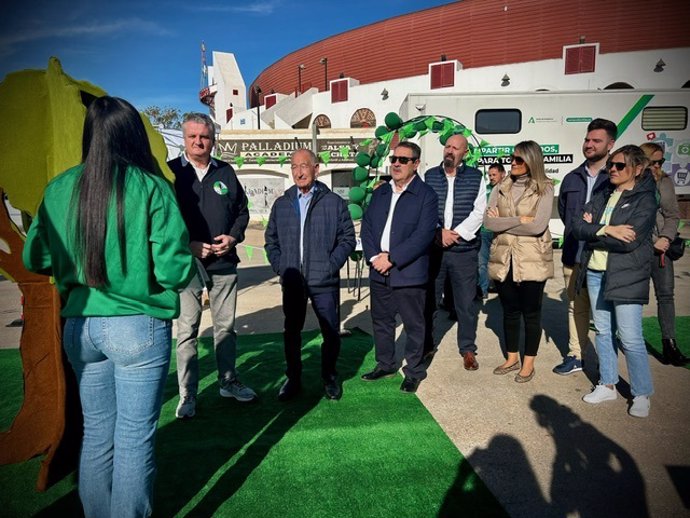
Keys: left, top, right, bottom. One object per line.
{"left": 319, "top": 57, "right": 328, "bottom": 91}
{"left": 254, "top": 86, "right": 262, "bottom": 129}
{"left": 297, "top": 64, "right": 305, "bottom": 95}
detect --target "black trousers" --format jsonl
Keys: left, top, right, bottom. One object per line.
{"left": 495, "top": 272, "right": 546, "bottom": 356}
{"left": 282, "top": 283, "right": 340, "bottom": 381}
{"left": 370, "top": 278, "right": 427, "bottom": 380}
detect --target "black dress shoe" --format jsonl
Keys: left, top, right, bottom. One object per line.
{"left": 361, "top": 367, "right": 397, "bottom": 381}
{"left": 324, "top": 378, "right": 342, "bottom": 400}
{"left": 400, "top": 377, "right": 420, "bottom": 393}
{"left": 277, "top": 378, "right": 301, "bottom": 401}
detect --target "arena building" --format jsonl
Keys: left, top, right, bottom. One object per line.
{"left": 198, "top": 0, "right": 690, "bottom": 221}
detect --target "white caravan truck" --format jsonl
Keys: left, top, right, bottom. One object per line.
{"left": 403, "top": 89, "right": 690, "bottom": 239}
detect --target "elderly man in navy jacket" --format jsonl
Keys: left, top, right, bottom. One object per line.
{"left": 360, "top": 142, "right": 438, "bottom": 393}
{"left": 265, "top": 149, "right": 355, "bottom": 401}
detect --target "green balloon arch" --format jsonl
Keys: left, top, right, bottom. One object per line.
{"left": 346, "top": 112, "right": 487, "bottom": 220}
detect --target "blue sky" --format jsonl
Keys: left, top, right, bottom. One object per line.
{"left": 1, "top": 0, "right": 453, "bottom": 115}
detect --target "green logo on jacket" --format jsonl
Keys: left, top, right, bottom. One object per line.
{"left": 213, "top": 181, "right": 228, "bottom": 195}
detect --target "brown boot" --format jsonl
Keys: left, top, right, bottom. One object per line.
{"left": 662, "top": 338, "right": 690, "bottom": 366}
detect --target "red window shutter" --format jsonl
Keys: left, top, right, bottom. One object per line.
{"left": 565, "top": 45, "right": 596, "bottom": 74}
{"left": 225, "top": 107, "right": 233, "bottom": 122}
{"left": 565, "top": 47, "right": 581, "bottom": 74}
{"left": 265, "top": 95, "right": 277, "bottom": 109}
{"left": 440, "top": 62, "right": 454, "bottom": 87}
{"left": 580, "top": 46, "right": 596, "bottom": 73}
{"left": 331, "top": 80, "right": 348, "bottom": 103}
{"left": 430, "top": 64, "right": 443, "bottom": 89}
{"left": 430, "top": 63, "right": 455, "bottom": 89}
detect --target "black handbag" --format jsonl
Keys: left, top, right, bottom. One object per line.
{"left": 666, "top": 234, "right": 686, "bottom": 261}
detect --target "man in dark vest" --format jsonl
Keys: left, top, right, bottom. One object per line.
{"left": 423, "top": 134, "right": 486, "bottom": 370}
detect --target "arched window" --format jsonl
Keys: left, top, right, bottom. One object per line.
{"left": 604, "top": 82, "right": 634, "bottom": 90}
{"left": 314, "top": 114, "right": 332, "bottom": 128}
{"left": 350, "top": 108, "right": 376, "bottom": 128}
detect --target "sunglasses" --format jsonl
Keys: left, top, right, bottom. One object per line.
{"left": 650, "top": 158, "right": 665, "bottom": 166}
{"left": 608, "top": 161, "right": 627, "bottom": 171}
{"left": 509, "top": 155, "right": 525, "bottom": 165}
{"left": 389, "top": 155, "right": 414, "bottom": 164}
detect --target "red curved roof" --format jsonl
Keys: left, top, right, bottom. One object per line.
{"left": 250, "top": 0, "right": 690, "bottom": 106}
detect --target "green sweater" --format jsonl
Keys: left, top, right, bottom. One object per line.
{"left": 23, "top": 165, "right": 195, "bottom": 319}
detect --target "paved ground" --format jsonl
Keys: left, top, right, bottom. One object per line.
{"left": 1, "top": 221, "right": 689, "bottom": 517}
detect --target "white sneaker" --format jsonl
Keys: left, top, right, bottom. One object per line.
{"left": 220, "top": 378, "right": 257, "bottom": 402}
{"left": 629, "top": 395, "right": 650, "bottom": 418}
{"left": 175, "top": 395, "right": 196, "bottom": 419}
{"left": 582, "top": 384, "right": 617, "bottom": 404}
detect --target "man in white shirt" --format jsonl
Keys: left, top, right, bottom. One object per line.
{"left": 423, "top": 135, "right": 486, "bottom": 370}
{"left": 360, "top": 142, "right": 438, "bottom": 393}
{"left": 169, "top": 113, "right": 257, "bottom": 419}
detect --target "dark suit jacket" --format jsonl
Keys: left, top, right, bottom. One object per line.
{"left": 361, "top": 174, "right": 438, "bottom": 287}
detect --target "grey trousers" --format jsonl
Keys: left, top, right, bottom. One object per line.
{"left": 651, "top": 256, "right": 676, "bottom": 340}
{"left": 176, "top": 265, "right": 239, "bottom": 397}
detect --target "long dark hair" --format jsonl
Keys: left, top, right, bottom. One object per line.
{"left": 76, "top": 96, "right": 156, "bottom": 287}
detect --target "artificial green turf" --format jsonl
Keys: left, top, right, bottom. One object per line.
{"left": 642, "top": 316, "right": 690, "bottom": 369}
{"left": 0, "top": 330, "right": 506, "bottom": 518}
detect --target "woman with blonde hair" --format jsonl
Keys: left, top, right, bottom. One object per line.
{"left": 640, "top": 142, "right": 687, "bottom": 366}
{"left": 572, "top": 145, "right": 657, "bottom": 417}
{"left": 484, "top": 140, "right": 554, "bottom": 382}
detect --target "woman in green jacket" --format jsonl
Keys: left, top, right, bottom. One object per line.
{"left": 23, "top": 96, "right": 194, "bottom": 518}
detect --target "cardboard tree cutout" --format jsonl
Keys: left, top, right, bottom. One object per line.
{"left": 0, "top": 58, "right": 173, "bottom": 490}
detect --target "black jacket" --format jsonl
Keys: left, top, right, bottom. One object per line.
{"left": 169, "top": 156, "right": 249, "bottom": 272}
{"left": 572, "top": 170, "right": 658, "bottom": 304}
{"left": 558, "top": 161, "right": 609, "bottom": 266}
{"left": 264, "top": 181, "right": 355, "bottom": 293}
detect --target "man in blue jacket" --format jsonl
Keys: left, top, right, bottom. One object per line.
{"left": 553, "top": 118, "right": 616, "bottom": 375}
{"left": 265, "top": 148, "right": 355, "bottom": 401}
{"left": 360, "top": 142, "right": 438, "bottom": 393}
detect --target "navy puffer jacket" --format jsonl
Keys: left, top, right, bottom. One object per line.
{"left": 265, "top": 181, "right": 355, "bottom": 293}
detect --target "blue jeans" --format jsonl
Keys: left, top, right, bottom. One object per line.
{"left": 63, "top": 315, "right": 172, "bottom": 518}
{"left": 478, "top": 230, "right": 493, "bottom": 295}
{"left": 586, "top": 270, "right": 653, "bottom": 397}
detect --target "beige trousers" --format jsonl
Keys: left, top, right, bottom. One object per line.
{"left": 563, "top": 264, "right": 591, "bottom": 359}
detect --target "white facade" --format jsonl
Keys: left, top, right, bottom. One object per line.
{"left": 213, "top": 47, "right": 690, "bottom": 133}
{"left": 208, "top": 52, "right": 247, "bottom": 128}
{"left": 204, "top": 46, "right": 690, "bottom": 222}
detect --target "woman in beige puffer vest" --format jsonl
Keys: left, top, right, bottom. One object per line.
{"left": 484, "top": 140, "right": 554, "bottom": 383}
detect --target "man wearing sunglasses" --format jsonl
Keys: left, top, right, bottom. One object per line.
{"left": 423, "top": 134, "right": 486, "bottom": 371}
{"left": 360, "top": 142, "right": 438, "bottom": 393}
{"left": 554, "top": 118, "right": 617, "bottom": 375}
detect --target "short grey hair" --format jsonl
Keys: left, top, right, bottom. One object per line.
{"left": 183, "top": 112, "right": 216, "bottom": 142}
